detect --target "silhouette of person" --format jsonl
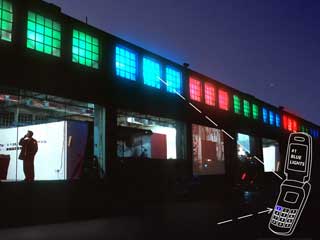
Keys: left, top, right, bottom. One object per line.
{"left": 19, "top": 130, "right": 38, "bottom": 182}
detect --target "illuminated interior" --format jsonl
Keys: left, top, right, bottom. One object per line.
{"left": 192, "top": 124, "right": 225, "bottom": 175}
{"left": 116, "top": 111, "right": 186, "bottom": 160}
{"left": 166, "top": 67, "right": 182, "bottom": 94}
{"left": 218, "top": 89, "right": 229, "bottom": 111}
{"left": 115, "top": 45, "right": 137, "bottom": 81}
{"left": 143, "top": 57, "right": 161, "bottom": 89}
{"left": 252, "top": 104, "right": 259, "bottom": 120}
{"left": 72, "top": 29, "right": 99, "bottom": 69}
{"left": 0, "top": 90, "right": 106, "bottom": 181}
{"left": 262, "top": 138, "right": 280, "bottom": 172}
{"left": 233, "top": 95, "right": 241, "bottom": 114}
{"left": 243, "top": 99, "right": 250, "bottom": 118}
{"left": 0, "top": 0, "right": 13, "bottom": 42}
{"left": 204, "top": 82, "right": 215, "bottom": 106}
{"left": 26, "top": 11, "right": 61, "bottom": 57}
{"left": 189, "top": 77, "right": 202, "bottom": 102}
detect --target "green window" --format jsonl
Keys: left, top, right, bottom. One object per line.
{"left": 233, "top": 95, "right": 241, "bottom": 114}
{"left": 243, "top": 99, "right": 250, "bottom": 118}
{"left": 252, "top": 104, "right": 259, "bottom": 120}
{"left": 26, "top": 11, "right": 61, "bottom": 57}
{"left": 0, "top": 0, "right": 13, "bottom": 42}
{"left": 72, "top": 29, "right": 99, "bottom": 69}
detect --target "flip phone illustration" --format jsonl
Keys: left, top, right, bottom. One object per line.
{"left": 269, "top": 132, "right": 312, "bottom": 236}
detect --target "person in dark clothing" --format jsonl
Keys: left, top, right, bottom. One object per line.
{"left": 19, "top": 130, "right": 38, "bottom": 182}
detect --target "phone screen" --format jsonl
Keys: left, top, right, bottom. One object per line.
{"left": 287, "top": 144, "right": 307, "bottom": 172}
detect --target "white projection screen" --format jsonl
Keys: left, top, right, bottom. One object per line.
{"left": 0, "top": 121, "right": 67, "bottom": 181}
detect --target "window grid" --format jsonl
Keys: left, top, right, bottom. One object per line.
{"left": 252, "top": 104, "right": 259, "bottom": 120}
{"left": 243, "top": 100, "right": 250, "bottom": 117}
{"left": 262, "top": 108, "right": 268, "bottom": 123}
{"left": 204, "top": 82, "right": 215, "bottom": 106}
{"left": 189, "top": 78, "right": 202, "bottom": 102}
{"left": 26, "top": 11, "right": 61, "bottom": 57}
{"left": 233, "top": 95, "right": 241, "bottom": 114}
{"left": 166, "top": 67, "right": 182, "bottom": 94}
{"left": 143, "top": 57, "right": 161, "bottom": 89}
{"left": 218, "top": 89, "right": 229, "bottom": 111}
{"left": 115, "top": 46, "right": 137, "bottom": 81}
{"left": 72, "top": 29, "right": 99, "bottom": 69}
{"left": 269, "top": 111, "right": 275, "bottom": 125}
{"left": 0, "top": 0, "right": 13, "bottom": 42}
{"left": 275, "top": 114, "right": 281, "bottom": 127}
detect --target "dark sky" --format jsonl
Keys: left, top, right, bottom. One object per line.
{"left": 47, "top": 0, "right": 320, "bottom": 125}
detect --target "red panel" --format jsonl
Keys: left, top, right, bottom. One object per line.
{"left": 283, "top": 115, "right": 288, "bottom": 130}
{"left": 218, "top": 89, "right": 229, "bottom": 111}
{"left": 151, "top": 133, "right": 167, "bottom": 159}
{"left": 204, "top": 82, "right": 216, "bottom": 106}
{"left": 189, "top": 77, "right": 202, "bottom": 102}
{"left": 288, "top": 118, "right": 293, "bottom": 132}
{"left": 292, "top": 120, "right": 298, "bottom": 132}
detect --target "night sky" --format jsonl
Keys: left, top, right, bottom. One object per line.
{"left": 47, "top": 0, "right": 320, "bottom": 125}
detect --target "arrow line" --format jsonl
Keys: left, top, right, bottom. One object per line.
{"left": 217, "top": 207, "right": 273, "bottom": 225}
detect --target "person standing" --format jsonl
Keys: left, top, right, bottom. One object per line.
{"left": 19, "top": 130, "right": 38, "bottom": 182}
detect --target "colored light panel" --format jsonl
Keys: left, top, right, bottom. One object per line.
{"left": 252, "top": 104, "right": 259, "bottom": 120}
{"left": 292, "top": 120, "right": 298, "bottom": 132}
{"left": 0, "top": 0, "right": 13, "bottom": 42}
{"left": 26, "top": 12, "right": 61, "bottom": 57}
{"left": 287, "top": 118, "right": 293, "bottom": 131}
{"left": 218, "top": 89, "right": 229, "bottom": 111}
{"left": 72, "top": 29, "right": 99, "bottom": 69}
{"left": 283, "top": 115, "right": 288, "bottom": 130}
{"left": 275, "top": 114, "right": 281, "bottom": 127}
{"left": 301, "top": 125, "right": 305, "bottom": 132}
{"left": 115, "top": 45, "right": 137, "bottom": 81}
{"left": 204, "top": 82, "right": 215, "bottom": 106}
{"left": 143, "top": 57, "right": 161, "bottom": 89}
{"left": 233, "top": 95, "right": 241, "bottom": 114}
{"left": 166, "top": 67, "right": 182, "bottom": 94}
{"left": 189, "top": 78, "right": 202, "bottom": 102}
{"left": 243, "top": 100, "right": 250, "bottom": 118}
{"left": 262, "top": 108, "right": 268, "bottom": 123}
{"left": 269, "top": 111, "right": 275, "bottom": 125}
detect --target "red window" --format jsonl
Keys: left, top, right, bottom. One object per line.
{"left": 292, "top": 120, "right": 298, "bottom": 132}
{"left": 288, "top": 118, "right": 293, "bottom": 131}
{"left": 189, "top": 78, "right": 202, "bottom": 102}
{"left": 204, "top": 82, "right": 215, "bottom": 106}
{"left": 218, "top": 89, "right": 229, "bottom": 111}
{"left": 283, "top": 115, "right": 288, "bottom": 130}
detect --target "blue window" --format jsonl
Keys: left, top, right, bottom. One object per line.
{"left": 115, "top": 46, "right": 137, "bottom": 81}
{"left": 262, "top": 108, "right": 268, "bottom": 123}
{"left": 269, "top": 111, "right": 275, "bottom": 125}
{"left": 143, "top": 57, "right": 161, "bottom": 89}
{"left": 275, "top": 114, "right": 281, "bottom": 128}
{"left": 166, "top": 67, "right": 182, "bottom": 94}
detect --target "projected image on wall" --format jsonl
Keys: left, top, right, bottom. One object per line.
{"left": 192, "top": 124, "right": 225, "bottom": 175}
{"left": 0, "top": 121, "right": 88, "bottom": 181}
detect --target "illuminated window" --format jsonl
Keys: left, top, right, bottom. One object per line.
{"left": 292, "top": 120, "right": 298, "bottom": 132}
{"left": 283, "top": 115, "right": 288, "bottom": 130}
{"left": 252, "top": 104, "right": 259, "bottom": 120}
{"left": 233, "top": 95, "right": 241, "bottom": 114}
{"left": 269, "top": 111, "right": 275, "bottom": 125}
{"left": 262, "top": 108, "right": 268, "bottom": 123}
{"left": 243, "top": 100, "right": 250, "bottom": 118}
{"left": 0, "top": 0, "right": 13, "bottom": 42}
{"left": 115, "top": 45, "right": 137, "bottom": 81}
{"left": 189, "top": 78, "right": 202, "bottom": 102}
{"left": 218, "top": 89, "right": 229, "bottom": 111}
{"left": 301, "top": 125, "right": 305, "bottom": 132}
{"left": 72, "top": 29, "right": 99, "bottom": 69}
{"left": 26, "top": 12, "right": 61, "bottom": 57}
{"left": 143, "top": 57, "right": 161, "bottom": 89}
{"left": 275, "top": 114, "right": 281, "bottom": 128}
{"left": 287, "top": 118, "right": 293, "bottom": 131}
{"left": 204, "top": 82, "right": 215, "bottom": 106}
{"left": 166, "top": 67, "right": 182, "bottom": 94}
